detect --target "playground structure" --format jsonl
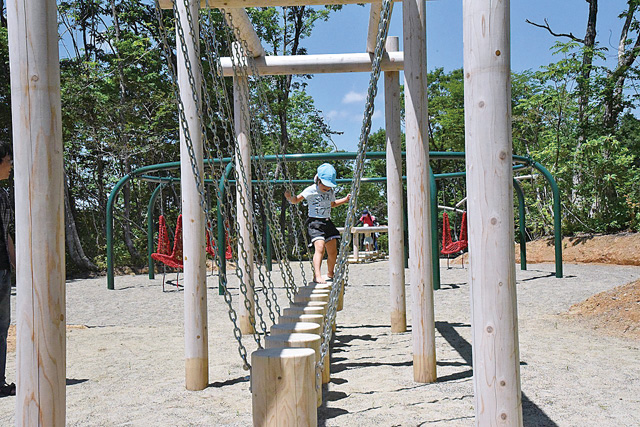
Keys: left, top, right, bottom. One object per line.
{"left": 7, "top": 0, "right": 559, "bottom": 425}
{"left": 106, "top": 151, "right": 562, "bottom": 291}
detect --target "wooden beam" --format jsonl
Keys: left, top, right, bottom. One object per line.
{"left": 463, "top": 0, "right": 523, "bottom": 424}
{"left": 219, "top": 51, "right": 403, "bottom": 76}
{"left": 366, "top": 1, "right": 387, "bottom": 53}
{"left": 234, "top": 70, "right": 255, "bottom": 335}
{"left": 384, "top": 36, "right": 406, "bottom": 334}
{"left": 224, "top": 8, "right": 265, "bottom": 57}
{"left": 160, "top": 0, "right": 401, "bottom": 9}
{"left": 403, "top": 0, "right": 436, "bottom": 383}
{"left": 8, "top": 0, "right": 66, "bottom": 422}
{"left": 177, "top": 0, "right": 209, "bottom": 391}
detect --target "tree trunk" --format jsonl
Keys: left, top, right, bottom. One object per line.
{"left": 111, "top": 0, "right": 141, "bottom": 263}
{"left": 64, "top": 171, "right": 98, "bottom": 271}
{"left": 603, "top": 3, "right": 640, "bottom": 130}
{"left": 121, "top": 160, "right": 141, "bottom": 261}
{"left": 576, "top": 0, "right": 598, "bottom": 141}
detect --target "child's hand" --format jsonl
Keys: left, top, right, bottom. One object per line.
{"left": 284, "top": 191, "right": 292, "bottom": 202}
{"left": 346, "top": 193, "right": 352, "bottom": 202}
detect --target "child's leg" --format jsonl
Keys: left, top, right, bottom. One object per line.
{"left": 325, "top": 238, "right": 338, "bottom": 279}
{"left": 313, "top": 239, "right": 326, "bottom": 283}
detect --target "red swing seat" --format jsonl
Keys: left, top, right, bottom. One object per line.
{"left": 441, "top": 211, "right": 468, "bottom": 268}
{"left": 152, "top": 215, "right": 183, "bottom": 291}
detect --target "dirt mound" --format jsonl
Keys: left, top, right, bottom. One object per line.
{"left": 516, "top": 232, "right": 640, "bottom": 266}
{"left": 565, "top": 279, "right": 640, "bottom": 339}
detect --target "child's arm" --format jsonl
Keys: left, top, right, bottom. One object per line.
{"left": 285, "top": 190, "right": 304, "bottom": 205}
{"left": 331, "top": 193, "right": 351, "bottom": 208}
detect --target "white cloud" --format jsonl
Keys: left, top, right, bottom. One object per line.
{"left": 324, "top": 110, "right": 352, "bottom": 121}
{"left": 342, "top": 91, "right": 367, "bottom": 104}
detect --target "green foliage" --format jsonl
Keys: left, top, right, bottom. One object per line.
{"left": 0, "top": 27, "right": 10, "bottom": 143}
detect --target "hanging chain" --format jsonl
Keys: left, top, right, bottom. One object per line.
{"left": 154, "top": 0, "right": 254, "bottom": 368}
{"left": 222, "top": 10, "right": 312, "bottom": 292}
{"left": 314, "top": 0, "right": 394, "bottom": 391}
{"left": 220, "top": 12, "right": 305, "bottom": 299}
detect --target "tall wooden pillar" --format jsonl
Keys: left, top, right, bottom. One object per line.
{"left": 8, "top": 0, "right": 66, "bottom": 423}
{"left": 234, "top": 73, "right": 255, "bottom": 335}
{"left": 176, "top": 0, "right": 209, "bottom": 390}
{"left": 384, "top": 37, "right": 406, "bottom": 333}
{"left": 463, "top": 0, "right": 523, "bottom": 424}
{"left": 403, "top": 0, "right": 436, "bottom": 383}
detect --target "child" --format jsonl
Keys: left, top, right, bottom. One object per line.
{"left": 285, "top": 163, "right": 351, "bottom": 284}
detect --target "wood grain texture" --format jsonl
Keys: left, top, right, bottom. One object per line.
{"left": 234, "top": 73, "right": 255, "bottom": 335}
{"left": 271, "top": 322, "right": 322, "bottom": 336}
{"left": 251, "top": 348, "right": 317, "bottom": 426}
{"left": 265, "top": 333, "right": 322, "bottom": 406}
{"left": 218, "top": 52, "right": 404, "bottom": 76}
{"left": 282, "top": 306, "right": 325, "bottom": 317}
{"left": 462, "top": 0, "right": 523, "bottom": 424}
{"left": 8, "top": 0, "right": 66, "bottom": 422}
{"left": 403, "top": 0, "right": 436, "bottom": 383}
{"left": 384, "top": 36, "right": 407, "bottom": 334}
{"left": 223, "top": 9, "right": 264, "bottom": 58}
{"left": 293, "top": 293, "right": 330, "bottom": 304}
{"left": 176, "top": 0, "right": 209, "bottom": 390}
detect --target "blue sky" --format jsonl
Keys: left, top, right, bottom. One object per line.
{"left": 300, "top": 1, "right": 628, "bottom": 151}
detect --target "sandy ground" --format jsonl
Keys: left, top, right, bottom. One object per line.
{"left": 1, "top": 260, "right": 639, "bottom": 426}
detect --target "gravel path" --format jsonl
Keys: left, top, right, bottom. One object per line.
{"left": 0, "top": 261, "right": 639, "bottom": 426}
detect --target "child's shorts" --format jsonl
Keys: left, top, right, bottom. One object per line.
{"left": 306, "top": 217, "right": 341, "bottom": 247}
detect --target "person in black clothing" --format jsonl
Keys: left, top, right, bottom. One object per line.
{"left": 0, "top": 141, "right": 15, "bottom": 397}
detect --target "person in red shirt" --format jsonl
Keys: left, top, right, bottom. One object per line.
{"left": 358, "top": 209, "right": 375, "bottom": 227}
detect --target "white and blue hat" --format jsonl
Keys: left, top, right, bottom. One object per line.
{"left": 316, "top": 163, "right": 337, "bottom": 188}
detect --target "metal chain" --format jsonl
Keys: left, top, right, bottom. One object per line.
{"left": 314, "top": 0, "right": 394, "bottom": 391}
{"left": 178, "top": 0, "right": 278, "bottom": 340}
{"left": 222, "top": 10, "right": 312, "bottom": 291}
{"left": 220, "top": 13, "right": 304, "bottom": 299}
{"left": 154, "top": 0, "right": 257, "bottom": 368}
{"left": 200, "top": 7, "right": 294, "bottom": 316}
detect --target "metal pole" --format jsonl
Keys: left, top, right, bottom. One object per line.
{"left": 531, "top": 161, "right": 563, "bottom": 278}
{"left": 429, "top": 167, "right": 440, "bottom": 290}
{"left": 513, "top": 179, "right": 527, "bottom": 271}
{"left": 147, "top": 183, "right": 165, "bottom": 279}
{"left": 218, "top": 162, "right": 234, "bottom": 294}
{"left": 106, "top": 174, "right": 133, "bottom": 290}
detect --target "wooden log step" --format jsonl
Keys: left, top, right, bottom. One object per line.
{"left": 264, "top": 333, "right": 322, "bottom": 407}
{"left": 251, "top": 347, "right": 317, "bottom": 426}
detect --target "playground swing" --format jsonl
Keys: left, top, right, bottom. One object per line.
{"left": 441, "top": 211, "right": 468, "bottom": 269}
{"left": 151, "top": 214, "right": 184, "bottom": 291}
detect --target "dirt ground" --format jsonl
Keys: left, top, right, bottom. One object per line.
{"left": 521, "top": 233, "right": 640, "bottom": 341}
{"left": 1, "top": 233, "right": 639, "bottom": 425}
{"left": 450, "top": 232, "right": 640, "bottom": 342}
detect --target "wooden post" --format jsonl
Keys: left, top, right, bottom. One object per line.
{"left": 403, "top": 0, "right": 436, "bottom": 383}
{"left": 252, "top": 348, "right": 317, "bottom": 426}
{"left": 291, "top": 301, "right": 328, "bottom": 316}
{"left": 264, "top": 334, "right": 322, "bottom": 407}
{"left": 271, "top": 322, "right": 322, "bottom": 336}
{"left": 8, "top": 0, "right": 66, "bottom": 422}
{"left": 176, "top": 0, "right": 209, "bottom": 390}
{"left": 279, "top": 314, "right": 325, "bottom": 330}
{"left": 353, "top": 233, "right": 360, "bottom": 262}
{"left": 384, "top": 36, "right": 407, "bottom": 333}
{"left": 295, "top": 288, "right": 330, "bottom": 297}
{"left": 293, "top": 293, "right": 330, "bottom": 305}
{"left": 282, "top": 306, "right": 325, "bottom": 317}
{"left": 234, "top": 71, "right": 255, "bottom": 335}
{"left": 463, "top": 0, "right": 523, "bottom": 424}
